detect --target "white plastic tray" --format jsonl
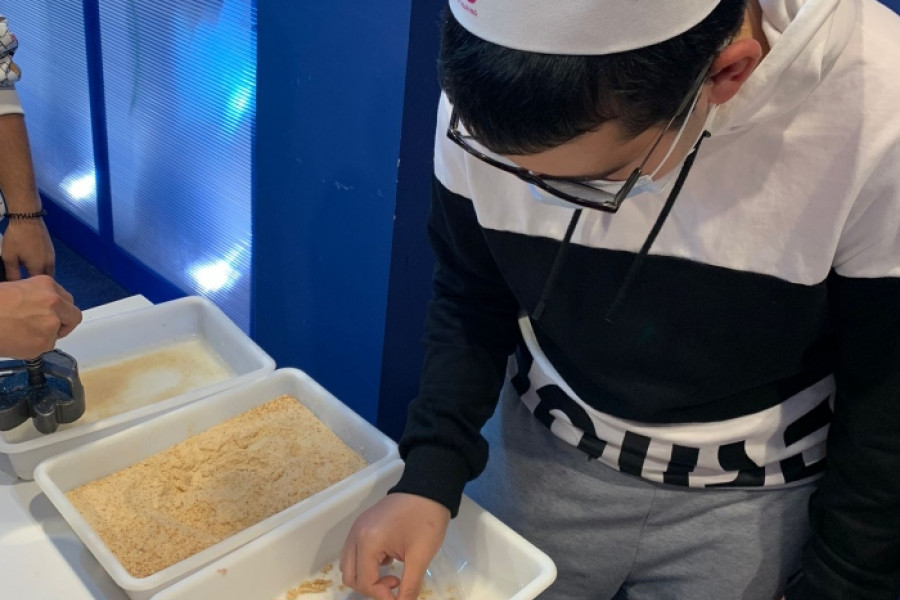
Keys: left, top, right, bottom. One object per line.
{"left": 0, "top": 296, "right": 275, "bottom": 479}
{"left": 34, "top": 368, "right": 400, "bottom": 600}
{"left": 150, "top": 462, "right": 557, "bottom": 600}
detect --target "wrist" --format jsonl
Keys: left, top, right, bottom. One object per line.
{"left": 3, "top": 191, "right": 43, "bottom": 215}
{"left": 3, "top": 208, "right": 46, "bottom": 220}
{"left": 390, "top": 445, "right": 471, "bottom": 518}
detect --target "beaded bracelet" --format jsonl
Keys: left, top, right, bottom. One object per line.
{"left": 3, "top": 209, "right": 47, "bottom": 220}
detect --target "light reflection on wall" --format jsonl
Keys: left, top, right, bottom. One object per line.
{"left": 59, "top": 170, "right": 97, "bottom": 204}
{"left": 188, "top": 242, "right": 245, "bottom": 293}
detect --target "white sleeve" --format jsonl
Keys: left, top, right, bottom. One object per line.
{"left": 0, "top": 15, "right": 24, "bottom": 116}
{"left": 833, "top": 140, "right": 900, "bottom": 279}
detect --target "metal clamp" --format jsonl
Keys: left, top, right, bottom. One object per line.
{"left": 0, "top": 349, "right": 86, "bottom": 434}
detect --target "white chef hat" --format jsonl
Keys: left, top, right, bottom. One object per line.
{"left": 448, "top": 0, "right": 724, "bottom": 55}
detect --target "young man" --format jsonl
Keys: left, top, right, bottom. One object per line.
{"left": 0, "top": 15, "right": 81, "bottom": 357}
{"left": 342, "top": 1, "right": 900, "bottom": 599}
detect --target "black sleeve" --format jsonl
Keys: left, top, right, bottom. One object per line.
{"left": 786, "top": 273, "right": 900, "bottom": 600}
{"left": 388, "top": 177, "right": 522, "bottom": 517}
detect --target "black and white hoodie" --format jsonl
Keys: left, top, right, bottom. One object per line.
{"left": 391, "top": 0, "right": 900, "bottom": 598}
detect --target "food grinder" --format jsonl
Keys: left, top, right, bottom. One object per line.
{"left": 0, "top": 349, "right": 85, "bottom": 434}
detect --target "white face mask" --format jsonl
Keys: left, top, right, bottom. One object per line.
{"left": 529, "top": 101, "right": 720, "bottom": 211}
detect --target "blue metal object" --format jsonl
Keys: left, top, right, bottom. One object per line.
{"left": 0, "top": 350, "right": 85, "bottom": 434}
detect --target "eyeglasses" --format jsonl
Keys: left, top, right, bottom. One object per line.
{"left": 447, "top": 61, "right": 713, "bottom": 213}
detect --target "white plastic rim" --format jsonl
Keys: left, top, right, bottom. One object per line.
{"left": 149, "top": 465, "right": 557, "bottom": 600}
{"left": 34, "top": 368, "right": 399, "bottom": 600}
{"left": 0, "top": 296, "right": 275, "bottom": 478}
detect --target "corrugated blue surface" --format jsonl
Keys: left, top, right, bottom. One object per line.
{"left": 99, "top": 0, "right": 255, "bottom": 331}
{"left": 3, "top": 2, "right": 98, "bottom": 230}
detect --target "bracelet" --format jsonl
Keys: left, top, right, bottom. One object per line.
{"left": 3, "top": 209, "right": 47, "bottom": 220}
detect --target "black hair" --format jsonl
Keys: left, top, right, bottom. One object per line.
{"left": 440, "top": 1, "right": 748, "bottom": 155}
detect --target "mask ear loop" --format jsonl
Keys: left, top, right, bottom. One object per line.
{"left": 566, "top": 84, "right": 707, "bottom": 205}
{"left": 647, "top": 82, "right": 706, "bottom": 181}
{"left": 605, "top": 129, "right": 712, "bottom": 323}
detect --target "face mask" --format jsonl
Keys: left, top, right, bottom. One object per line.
{"left": 529, "top": 102, "right": 720, "bottom": 211}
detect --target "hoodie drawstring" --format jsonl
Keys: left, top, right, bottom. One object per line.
{"left": 531, "top": 130, "right": 712, "bottom": 324}
{"left": 605, "top": 131, "right": 712, "bottom": 323}
{"left": 533, "top": 208, "right": 583, "bottom": 321}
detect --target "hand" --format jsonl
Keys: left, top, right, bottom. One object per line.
{"left": 341, "top": 493, "right": 451, "bottom": 600}
{"left": 0, "top": 275, "right": 81, "bottom": 358}
{"left": 1, "top": 218, "right": 55, "bottom": 279}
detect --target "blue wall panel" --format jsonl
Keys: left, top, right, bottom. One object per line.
{"left": 4, "top": 1, "right": 99, "bottom": 231}
{"left": 6, "top": 1, "right": 256, "bottom": 325}
{"left": 377, "top": 3, "right": 443, "bottom": 440}
{"left": 99, "top": 0, "right": 256, "bottom": 331}
{"left": 254, "top": 2, "right": 412, "bottom": 423}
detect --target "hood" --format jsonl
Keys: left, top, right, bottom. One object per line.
{"left": 712, "top": 0, "right": 857, "bottom": 135}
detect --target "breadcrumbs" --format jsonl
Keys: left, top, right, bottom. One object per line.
{"left": 66, "top": 395, "right": 367, "bottom": 577}
{"left": 284, "top": 578, "right": 332, "bottom": 598}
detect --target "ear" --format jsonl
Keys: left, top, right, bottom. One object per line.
{"left": 708, "top": 39, "right": 762, "bottom": 105}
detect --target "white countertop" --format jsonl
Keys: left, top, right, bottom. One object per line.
{"left": 0, "top": 296, "right": 153, "bottom": 600}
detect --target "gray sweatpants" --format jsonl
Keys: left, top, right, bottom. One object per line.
{"left": 464, "top": 385, "right": 817, "bottom": 600}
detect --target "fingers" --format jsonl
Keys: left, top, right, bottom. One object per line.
{"left": 41, "top": 244, "right": 56, "bottom": 278}
{"left": 31, "top": 276, "right": 81, "bottom": 339}
{"left": 2, "top": 255, "right": 56, "bottom": 281}
{"left": 340, "top": 495, "right": 450, "bottom": 600}
{"left": 51, "top": 279, "right": 74, "bottom": 304}
{"left": 3, "top": 256, "right": 20, "bottom": 281}
{"left": 341, "top": 531, "right": 400, "bottom": 600}
{"left": 396, "top": 556, "right": 429, "bottom": 600}
{"left": 55, "top": 297, "right": 82, "bottom": 339}
{"left": 24, "top": 256, "right": 54, "bottom": 278}
{"left": 51, "top": 280, "right": 82, "bottom": 338}
{"left": 339, "top": 540, "right": 356, "bottom": 589}
{"left": 356, "top": 542, "right": 380, "bottom": 588}
{"left": 356, "top": 544, "right": 396, "bottom": 600}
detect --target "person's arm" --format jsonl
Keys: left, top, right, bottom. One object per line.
{"left": 785, "top": 275, "right": 900, "bottom": 600}
{"left": 389, "top": 177, "right": 522, "bottom": 513}
{"left": 0, "top": 114, "right": 55, "bottom": 279}
{"left": 785, "top": 150, "right": 900, "bottom": 600}
{"left": 0, "top": 15, "right": 55, "bottom": 279}
{"left": 342, "top": 99, "right": 522, "bottom": 599}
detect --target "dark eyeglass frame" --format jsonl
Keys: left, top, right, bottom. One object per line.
{"left": 447, "top": 59, "right": 714, "bottom": 213}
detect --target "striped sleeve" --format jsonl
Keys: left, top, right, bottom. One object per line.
{"left": 0, "top": 16, "right": 23, "bottom": 115}
{"left": 787, "top": 142, "right": 900, "bottom": 600}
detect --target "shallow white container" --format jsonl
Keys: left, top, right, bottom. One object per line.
{"left": 0, "top": 296, "right": 275, "bottom": 479}
{"left": 34, "top": 368, "right": 400, "bottom": 600}
{"left": 150, "top": 462, "right": 557, "bottom": 600}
